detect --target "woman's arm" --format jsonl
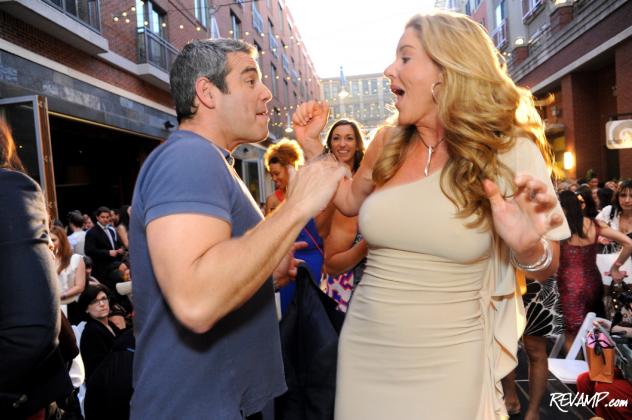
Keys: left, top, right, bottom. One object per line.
{"left": 333, "top": 127, "right": 390, "bottom": 216}
{"left": 117, "top": 225, "right": 129, "bottom": 249}
{"left": 323, "top": 211, "right": 367, "bottom": 276}
{"left": 264, "top": 194, "right": 280, "bottom": 216}
{"left": 597, "top": 220, "right": 632, "bottom": 281}
{"left": 61, "top": 258, "right": 86, "bottom": 301}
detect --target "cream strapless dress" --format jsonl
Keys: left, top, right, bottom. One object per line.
{"left": 335, "top": 138, "right": 570, "bottom": 419}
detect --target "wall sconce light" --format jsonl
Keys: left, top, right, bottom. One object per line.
{"left": 563, "top": 151, "right": 575, "bottom": 170}
{"left": 514, "top": 37, "right": 525, "bottom": 46}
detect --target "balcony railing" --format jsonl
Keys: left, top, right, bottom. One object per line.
{"left": 137, "top": 28, "right": 178, "bottom": 73}
{"left": 43, "top": 0, "right": 101, "bottom": 32}
{"left": 491, "top": 19, "right": 508, "bottom": 50}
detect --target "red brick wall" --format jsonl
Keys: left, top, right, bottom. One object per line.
{"left": 0, "top": 0, "right": 322, "bottom": 133}
{"left": 615, "top": 38, "right": 632, "bottom": 179}
{"left": 562, "top": 72, "right": 604, "bottom": 181}
{"left": 0, "top": 10, "right": 173, "bottom": 107}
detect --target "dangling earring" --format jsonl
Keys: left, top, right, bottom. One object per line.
{"left": 431, "top": 82, "right": 442, "bottom": 104}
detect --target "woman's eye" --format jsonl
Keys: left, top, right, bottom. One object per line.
{"left": 402, "top": 57, "right": 410, "bottom": 64}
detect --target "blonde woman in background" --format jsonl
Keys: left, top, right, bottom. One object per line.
{"left": 293, "top": 11, "right": 569, "bottom": 419}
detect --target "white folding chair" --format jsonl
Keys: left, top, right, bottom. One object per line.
{"left": 547, "top": 312, "right": 596, "bottom": 384}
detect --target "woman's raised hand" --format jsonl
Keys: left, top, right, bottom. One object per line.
{"left": 484, "top": 174, "right": 564, "bottom": 255}
{"left": 292, "top": 101, "right": 329, "bottom": 160}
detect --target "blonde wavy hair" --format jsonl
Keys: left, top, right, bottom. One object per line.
{"left": 373, "top": 11, "right": 552, "bottom": 230}
{"left": 264, "top": 138, "right": 304, "bottom": 171}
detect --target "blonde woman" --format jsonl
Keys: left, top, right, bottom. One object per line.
{"left": 293, "top": 11, "right": 569, "bottom": 420}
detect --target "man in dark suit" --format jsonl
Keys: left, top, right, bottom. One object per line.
{"left": 1, "top": 119, "right": 73, "bottom": 418}
{"left": 85, "top": 206, "right": 125, "bottom": 282}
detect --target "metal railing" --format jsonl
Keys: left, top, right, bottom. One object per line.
{"left": 43, "top": 0, "right": 101, "bottom": 32}
{"left": 136, "top": 28, "right": 178, "bottom": 73}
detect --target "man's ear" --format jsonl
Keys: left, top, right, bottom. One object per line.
{"left": 195, "top": 77, "right": 216, "bottom": 110}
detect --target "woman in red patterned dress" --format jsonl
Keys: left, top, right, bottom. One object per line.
{"left": 557, "top": 190, "right": 632, "bottom": 353}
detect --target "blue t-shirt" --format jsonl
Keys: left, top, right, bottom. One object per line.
{"left": 129, "top": 130, "right": 286, "bottom": 419}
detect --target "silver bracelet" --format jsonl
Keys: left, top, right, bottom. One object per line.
{"left": 510, "top": 238, "right": 552, "bottom": 273}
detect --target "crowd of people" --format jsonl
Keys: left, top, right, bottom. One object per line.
{"left": 2, "top": 8, "right": 632, "bottom": 420}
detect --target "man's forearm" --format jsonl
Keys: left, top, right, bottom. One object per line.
{"left": 180, "top": 202, "right": 309, "bottom": 332}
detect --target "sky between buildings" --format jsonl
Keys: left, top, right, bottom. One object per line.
{"left": 285, "top": 0, "right": 436, "bottom": 79}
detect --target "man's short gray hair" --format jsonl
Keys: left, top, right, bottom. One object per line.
{"left": 170, "top": 38, "right": 256, "bottom": 122}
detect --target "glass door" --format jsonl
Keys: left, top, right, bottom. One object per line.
{"left": 0, "top": 95, "right": 57, "bottom": 219}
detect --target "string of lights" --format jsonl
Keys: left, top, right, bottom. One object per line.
{"left": 111, "top": 1, "right": 306, "bottom": 53}
{"left": 112, "top": 1, "right": 319, "bottom": 130}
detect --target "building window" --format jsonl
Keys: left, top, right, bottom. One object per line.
{"left": 195, "top": 0, "right": 207, "bottom": 27}
{"left": 210, "top": 15, "right": 221, "bottom": 38}
{"left": 47, "top": 0, "right": 101, "bottom": 31}
{"left": 351, "top": 80, "right": 359, "bottom": 96}
{"left": 278, "top": 1, "right": 284, "bottom": 32}
{"left": 522, "top": 0, "right": 544, "bottom": 22}
{"left": 254, "top": 41, "right": 263, "bottom": 69}
{"left": 136, "top": 0, "right": 166, "bottom": 39}
{"left": 284, "top": 79, "right": 289, "bottom": 103}
{"left": 282, "top": 50, "right": 290, "bottom": 73}
{"left": 231, "top": 12, "right": 241, "bottom": 40}
{"left": 371, "top": 79, "right": 378, "bottom": 94}
{"left": 495, "top": 0, "right": 506, "bottom": 28}
{"left": 252, "top": 1, "right": 264, "bottom": 34}
{"left": 362, "top": 79, "right": 369, "bottom": 95}
{"left": 268, "top": 19, "right": 278, "bottom": 56}
{"left": 270, "top": 63, "right": 278, "bottom": 96}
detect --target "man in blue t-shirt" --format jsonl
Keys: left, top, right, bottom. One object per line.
{"left": 129, "top": 39, "right": 346, "bottom": 419}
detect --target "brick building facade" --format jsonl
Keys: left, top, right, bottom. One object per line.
{"left": 462, "top": 0, "right": 632, "bottom": 181}
{"left": 0, "top": 0, "right": 320, "bottom": 216}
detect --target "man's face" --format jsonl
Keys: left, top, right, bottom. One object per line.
{"left": 96, "top": 211, "right": 111, "bottom": 226}
{"left": 213, "top": 52, "right": 272, "bottom": 144}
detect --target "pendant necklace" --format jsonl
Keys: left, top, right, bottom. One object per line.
{"left": 418, "top": 134, "right": 446, "bottom": 176}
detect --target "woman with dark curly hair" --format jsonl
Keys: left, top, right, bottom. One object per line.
{"left": 264, "top": 139, "right": 323, "bottom": 314}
